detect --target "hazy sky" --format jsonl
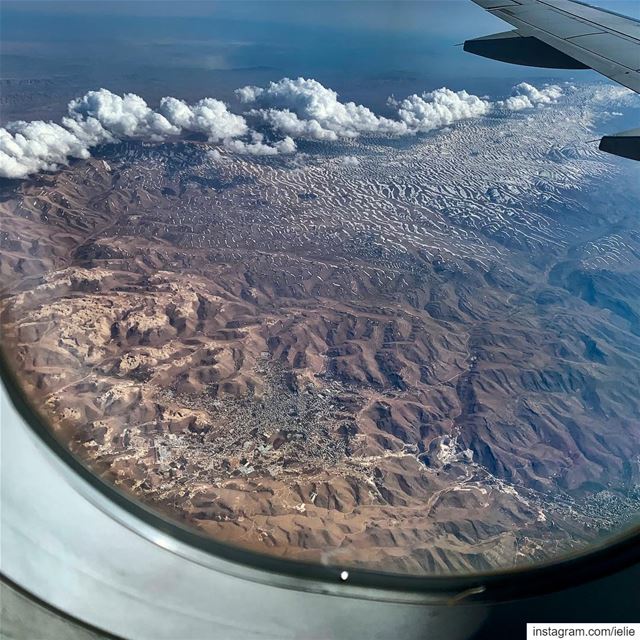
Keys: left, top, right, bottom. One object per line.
{"left": 1, "top": 0, "right": 639, "bottom": 119}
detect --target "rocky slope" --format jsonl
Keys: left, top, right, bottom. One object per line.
{"left": 2, "top": 89, "right": 640, "bottom": 574}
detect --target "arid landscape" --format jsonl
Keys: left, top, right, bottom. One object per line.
{"left": 2, "top": 84, "right": 640, "bottom": 575}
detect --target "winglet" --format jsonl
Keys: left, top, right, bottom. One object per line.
{"left": 599, "top": 128, "right": 640, "bottom": 161}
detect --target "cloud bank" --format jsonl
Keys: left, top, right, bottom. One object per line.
{"left": 394, "top": 88, "right": 492, "bottom": 132}
{"left": 68, "top": 90, "right": 179, "bottom": 141}
{"left": 590, "top": 84, "right": 638, "bottom": 106}
{"left": 237, "top": 78, "right": 495, "bottom": 140}
{"left": 499, "top": 82, "right": 563, "bottom": 111}
{"left": 224, "top": 132, "right": 296, "bottom": 156}
{"left": 158, "top": 96, "right": 248, "bottom": 141}
{"left": 0, "top": 79, "right": 565, "bottom": 179}
{"left": 0, "top": 89, "right": 293, "bottom": 179}
{"left": 237, "top": 77, "right": 409, "bottom": 139}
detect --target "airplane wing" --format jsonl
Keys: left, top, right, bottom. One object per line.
{"left": 464, "top": 0, "right": 640, "bottom": 160}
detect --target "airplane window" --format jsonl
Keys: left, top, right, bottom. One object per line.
{"left": 1, "top": 0, "right": 639, "bottom": 583}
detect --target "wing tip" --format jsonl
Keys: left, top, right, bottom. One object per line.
{"left": 599, "top": 128, "right": 640, "bottom": 161}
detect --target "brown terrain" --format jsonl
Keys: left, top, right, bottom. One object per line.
{"left": 1, "top": 128, "right": 640, "bottom": 575}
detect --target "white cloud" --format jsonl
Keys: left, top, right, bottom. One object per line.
{"left": 234, "top": 85, "right": 263, "bottom": 104}
{"left": 68, "top": 89, "right": 180, "bottom": 141}
{"left": 60, "top": 115, "right": 114, "bottom": 147}
{"left": 499, "top": 82, "right": 563, "bottom": 111}
{"left": 159, "top": 96, "right": 248, "bottom": 142}
{"left": 238, "top": 78, "right": 493, "bottom": 140}
{"left": 0, "top": 88, "right": 292, "bottom": 178}
{"left": 395, "top": 87, "right": 492, "bottom": 132}
{"left": 0, "top": 121, "right": 94, "bottom": 180}
{"left": 237, "top": 77, "right": 408, "bottom": 140}
{"left": 224, "top": 132, "right": 296, "bottom": 156}
{"left": 590, "top": 84, "right": 638, "bottom": 106}
{"left": 206, "top": 148, "right": 226, "bottom": 163}
{"left": 255, "top": 109, "right": 340, "bottom": 141}
{"left": 340, "top": 155, "right": 360, "bottom": 166}
{"left": 0, "top": 80, "right": 579, "bottom": 179}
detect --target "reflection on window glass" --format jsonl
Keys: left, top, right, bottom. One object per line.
{"left": 1, "top": 0, "right": 639, "bottom": 577}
